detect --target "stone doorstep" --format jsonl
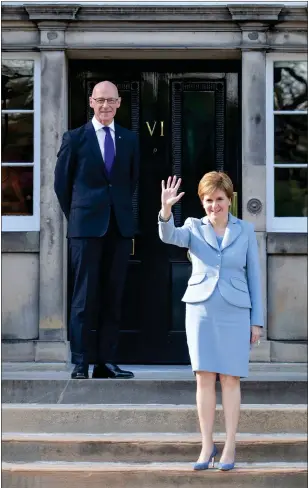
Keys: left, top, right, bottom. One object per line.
{"left": 3, "top": 432, "right": 306, "bottom": 443}
{"left": 2, "top": 404, "right": 306, "bottom": 435}
{"left": 3, "top": 378, "right": 306, "bottom": 405}
{"left": 3, "top": 462, "right": 307, "bottom": 472}
{"left": 4, "top": 404, "right": 306, "bottom": 411}
{"left": 3, "top": 463, "right": 306, "bottom": 488}
{"left": 2, "top": 432, "right": 307, "bottom": 463}
{"left": 2, "top": 361, "right": 307, "bottom": 381}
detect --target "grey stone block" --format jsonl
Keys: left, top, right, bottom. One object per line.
{"left": 2, "top": 342, "right": 35, "bottom": 362}
{"left": 2, "top": 28, "right": 40, "bottom": 47}
{"left": 250, "top": 340, "right": 270, "bottom": 362}
{"left": 269, "top": 30, "right": 308, "bottom": 50}
{"left": 1, "top": 232, "right": 40, "bottom": 253}
{"left": 38, "top": 329, "right": 66, "bottom": 341}
{"left": 271, "top": 342, "right": 308, "bottom": 363}
{"left": 268, "top": 256, "right": 307, "bottom": 340}
{"left": 267, "top": 233, "right": 308, "bottom": 255}
{"left": 35, "top": 341, "right": 69, "bottom": 362}
{"left": 2, "top": 254, "right": 39, "bottom": 340}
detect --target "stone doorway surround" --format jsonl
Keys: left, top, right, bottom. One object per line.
{"left": 1, "top": 2, "right": 307, "bottom": 363}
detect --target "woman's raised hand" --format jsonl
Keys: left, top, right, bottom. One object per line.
{"left": 161, "top": 176, "right": 185, "bottom": 208}
{"left": 160, "top": 176, "right": 185, "bottom": 220}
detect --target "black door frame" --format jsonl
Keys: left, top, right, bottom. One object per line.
{"left": 67, "top": 59, "right": 242, "bottom": 364}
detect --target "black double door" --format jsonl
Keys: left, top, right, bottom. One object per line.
{"left": 69, "top": 60, "right": 240, "bottom": 364}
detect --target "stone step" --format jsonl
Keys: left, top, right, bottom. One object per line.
{"left": 3, "top": 404, "right": 306, "bottom": 434}
{"left": 3, "top": 362, "right": 307, "bottom": 378}
{"left": 3, "top": 363, "right": 306, "bottom": 404}
{"left": 2, "top": 378, "right": 307, "bottom": 404}
{"left": 2, "top": 461, "right": 307, "bottom": 488}
{"left": 2, "top": 432, "right": 306, "bottom": 463}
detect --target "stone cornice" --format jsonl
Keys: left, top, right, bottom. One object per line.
{"left": 227, "top": 4, "right": 284, "bottom": 22}
{"left": 1, "top": 5, "right": 29, "bottom": 20}
{"left": 24, "top": 4, "right": 80, "bottom": 21}
{"left": 76, "top": 5, "right": 231, "bottom": 21}
{"left": 1, "top": 4, "right": 307, "bottom": 24}
{"left": 279, "top": 6, "right": 308, "bottom": 22}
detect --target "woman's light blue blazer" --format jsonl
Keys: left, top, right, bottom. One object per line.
{"left": 158, "top": 213, "right": 264, "bottom": 327}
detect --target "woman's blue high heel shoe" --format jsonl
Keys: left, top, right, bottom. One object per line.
{"left": 193, "top": 445, "right": 218, "bottom": 471}
{"left": 218, "top": 461, "right": 235, "bottom": 471}
{"left": 218, "top": 452, "right": 236, "bottom": 471}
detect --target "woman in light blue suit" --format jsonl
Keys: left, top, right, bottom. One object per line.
{"left": 158, "top": 172, "right": 263, "bottom": 471}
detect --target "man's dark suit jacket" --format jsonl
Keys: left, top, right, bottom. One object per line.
{"left": 54, "top": 121, "right": 139, "bottom": 238}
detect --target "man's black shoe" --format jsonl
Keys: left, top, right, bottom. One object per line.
{"left": 71, "top": 364, "right": 89, "bottom": 379}
{"left": 92, "top": 363, "right": 134, "bottom": 379}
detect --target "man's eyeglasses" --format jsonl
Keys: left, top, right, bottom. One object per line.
{"left": 92, "top": 97, "right": 118, "bottom": 105}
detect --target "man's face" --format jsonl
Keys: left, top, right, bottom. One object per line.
{"left": 89, "top": 83, "right": 121, "bottom": 125}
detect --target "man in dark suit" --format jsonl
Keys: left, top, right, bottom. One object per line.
{"left": 54, "top": 81, "right": 139, "bottom": 379}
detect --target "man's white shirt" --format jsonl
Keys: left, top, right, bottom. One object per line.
{"left": 92, "top": 116, "right": 116, "bottom": 161}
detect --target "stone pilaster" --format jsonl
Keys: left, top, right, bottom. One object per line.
{"left": 241, "top": 47, "right": 268, "bottom": 348}
{"left": 241, "top": 50, "right": 267, "bottom": 230}
{"left": 38, "top": 49, "right": 68, "bottom": 358}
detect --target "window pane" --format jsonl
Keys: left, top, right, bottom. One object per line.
{"left": 1, "top": 166, "right": 33, "bottom": 216}
{"left": 274, "top": 115, "right": 307, "bottom": 164}
{"left": 274, "top": 61, "right": 307, "bottom": 111}
{"left": 275, "top": 167, "right": 308, "bottom": 217}
{"left": 1, "top": 60, "right": 34, "bottom": 110}
{"left": 2, "top": 113, "right": 33, "bottom": 163}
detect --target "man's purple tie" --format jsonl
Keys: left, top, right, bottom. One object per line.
{"left": 103, "top": 126, "right": 115, "bottom": 173}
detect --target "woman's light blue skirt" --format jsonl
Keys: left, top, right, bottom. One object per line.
{"left": 185, "top": 287, "right": 251, "bottom": 377}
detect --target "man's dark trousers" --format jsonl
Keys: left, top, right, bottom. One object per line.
{"left": 69, "top": 210, "right": 131, "bottom": 366}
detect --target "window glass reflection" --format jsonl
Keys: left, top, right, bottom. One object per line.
{"left": 2, "top": 60, "right": 34, "bottom": 110}
{"left": 2, "top": 113, "right": 33, "bottom": 163}
{"left": 1, "top": 166, "right": 33, "bottom": 215}
{"left": 274, "top": 115, "right": 307, "bottom": 164}
{"left": 275, "top": 167, "right": 307, "bottom": 217}
{"left": 274, "top": 61, "right": 307, "bottom": 111}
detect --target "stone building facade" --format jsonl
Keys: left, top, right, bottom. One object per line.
{"left": 1, "top": 2, "right": 307, "bottom": 364}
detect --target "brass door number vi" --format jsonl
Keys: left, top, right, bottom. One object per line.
{"left": 146, "top": 121, "right": 165, "bottom": 137}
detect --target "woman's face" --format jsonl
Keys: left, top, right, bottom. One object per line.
{"left": 202, "top": 189, "right": 231, "bottom": 220}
